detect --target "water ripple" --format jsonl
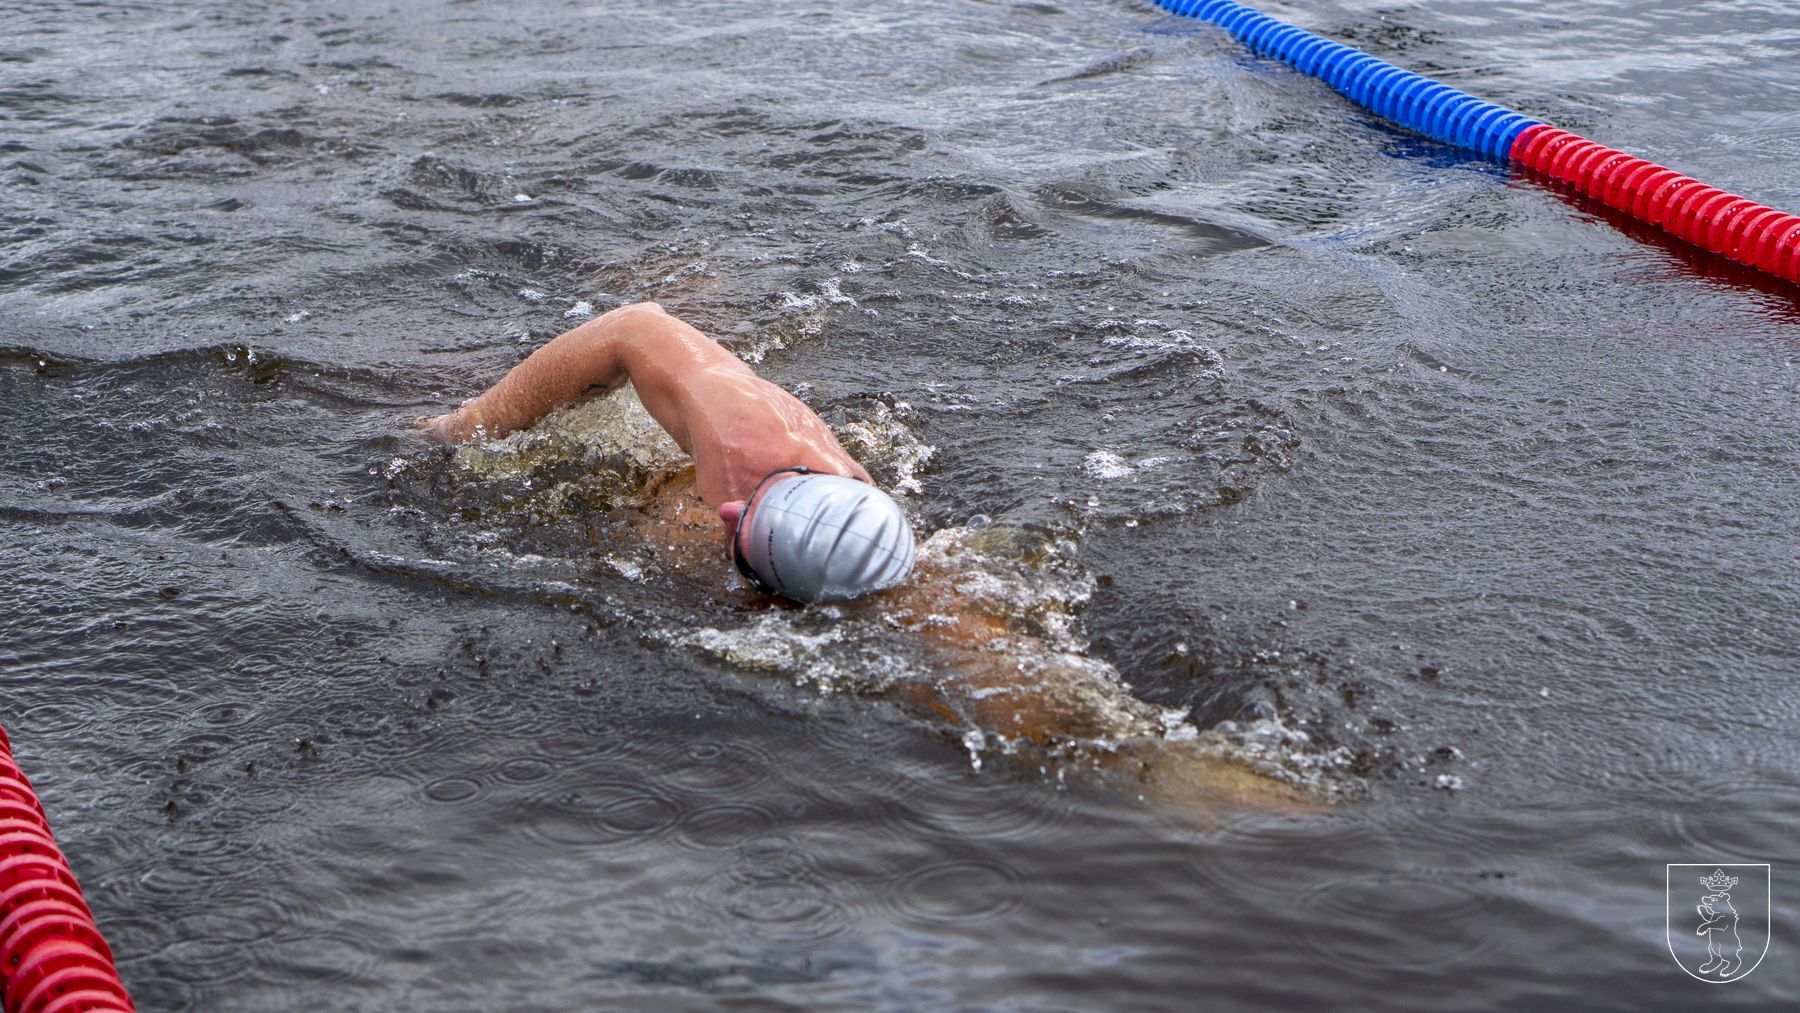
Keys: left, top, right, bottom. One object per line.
{"left": 890, "top": 859, "right": 1025, "bottom": 925}
{"left": 515, "top": 776, "right": 683, "bottom": 848}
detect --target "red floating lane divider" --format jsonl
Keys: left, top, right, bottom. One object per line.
{"left": 1512, "top": 125, "right": 1800, "bottom": 283}
{"left": 0, "top": 726, "right": 133, "bottom": 1013}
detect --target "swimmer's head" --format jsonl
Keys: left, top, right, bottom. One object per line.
{"left": 728, "top": 468, "right": 916, "bottom": 603}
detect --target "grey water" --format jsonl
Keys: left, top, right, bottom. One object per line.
{"left": 2, "top": 0, "right": 1797, "bottom": 1008}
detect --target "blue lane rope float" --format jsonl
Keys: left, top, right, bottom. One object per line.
{"left": 1159, "top": 0, "right": 1541, "bottom": 159}
{"left": 1151, "top": 0, "right": 1800, "bottom": 284}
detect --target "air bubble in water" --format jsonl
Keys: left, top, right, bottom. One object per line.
{"left": 961, "top": 729, "right": 986, "bottom": 771}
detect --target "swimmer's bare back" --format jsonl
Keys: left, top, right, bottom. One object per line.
{"left": 423, "top": 302, "right": 869, "bottom": 529}
{"left": 875, "top": 571, "right": 1321, "bottom": 817}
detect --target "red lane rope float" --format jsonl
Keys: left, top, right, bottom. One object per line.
{"left": 1511, "top": 125, "right": 1800, "bottom": 283}
{"left": 1153, "top": 0, "right": 1800, "bottom": 286}
{"left": 0, "top": 726, "right": 132, "bottom": 1013}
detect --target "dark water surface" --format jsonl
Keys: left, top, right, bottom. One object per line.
{"left": 3, "top": 0, "right": 1798, "bottom": 1008}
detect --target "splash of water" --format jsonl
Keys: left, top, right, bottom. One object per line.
{"left": 427, "top": 386, "right": 1355, "bottom": 799}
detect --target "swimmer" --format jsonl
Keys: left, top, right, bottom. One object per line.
{"left": 422, "top": 302, "right": 1317, "bottom": 815}
{"left": 422, "top": 301, "right": 916, "bottom": 604}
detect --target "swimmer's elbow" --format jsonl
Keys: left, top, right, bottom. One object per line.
{"left": 605, "top": 300, "right": 667, "bottom": 324}
{"left": 593, "top": 301, "right": 675, "bottom": 357}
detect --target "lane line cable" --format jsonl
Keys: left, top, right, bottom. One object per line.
{"left": 1151, "top": 0, "right": 1800, "bottom": 284}
{"left": 0, "top": 725, "right": 133, "bottom": 1013}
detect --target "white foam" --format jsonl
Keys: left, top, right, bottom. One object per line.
{"left": 1082, "top": 451, "right": 1134, "bottom": 480}
{"left": 834, "top": 401, "right": 935, "bottom": 497}
{"left": 450, "top": 386, "right": 684, "bottom": 489}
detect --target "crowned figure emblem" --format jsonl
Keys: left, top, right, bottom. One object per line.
{"left": 1695, "top": 869, "right": 1743, "bottom": 978}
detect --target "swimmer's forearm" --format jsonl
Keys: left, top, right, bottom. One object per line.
{"left": 426, "top": 304, "right": 661, "bottom": 441}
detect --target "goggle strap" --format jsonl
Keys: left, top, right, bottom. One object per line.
{"left": 730, "top": 466, "right": 814, "bottom": 594}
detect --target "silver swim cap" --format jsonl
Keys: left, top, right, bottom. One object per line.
{"left": 731, "top": 469, "right": 916, "bottom": 603}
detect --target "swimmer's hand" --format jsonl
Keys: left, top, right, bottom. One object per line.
{"left": 413, "top": 408, "right": 473, "bottom": 444}
{"left": 1135, "top": 745, "right": 1328, "bottom": 825}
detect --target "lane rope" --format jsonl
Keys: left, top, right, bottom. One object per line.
{"left": 1153, "top": 0, "right": 1800, "bottom": 284}
{"left": 0, "top": 725, "right": 133, "bottom": 1013}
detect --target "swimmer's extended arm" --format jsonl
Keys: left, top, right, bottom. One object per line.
{"left": 422, "top": 302, "right": 868, "bottom": 506}
{"left": 422, "top": 302, "right": 728, "bottom": 448}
